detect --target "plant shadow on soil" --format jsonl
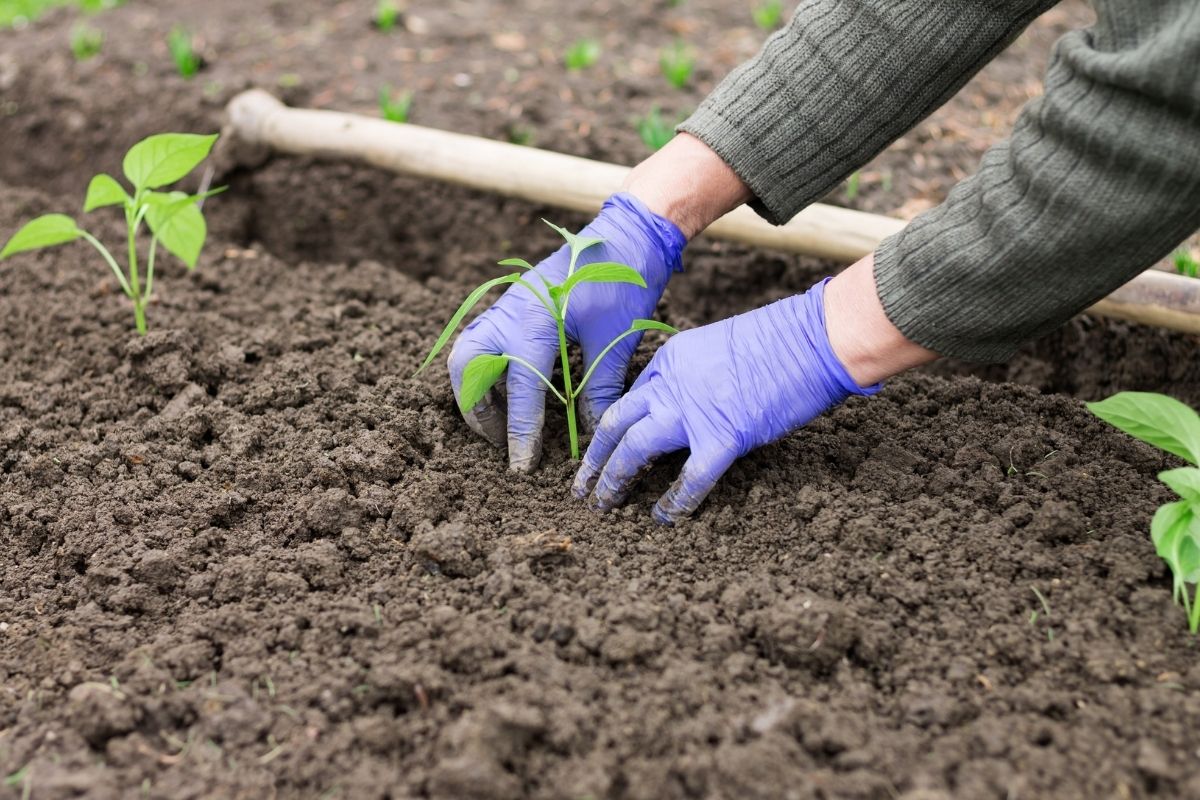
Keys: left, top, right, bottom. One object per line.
{"left": 3, "top": 0, "right": 1200, "bottom": 795}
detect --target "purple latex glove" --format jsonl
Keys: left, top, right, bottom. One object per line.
{"left": 572, "top": 278, "right": 881, "bottom": 524}
{"left": 447, "top": 193, "right": 686, "bottom": 472}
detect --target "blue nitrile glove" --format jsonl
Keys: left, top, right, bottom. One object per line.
{"left": 572, "top": 278, "right": 881, "bottom": 524}
{"left": 447, "top": 193, "right": 687, "bottom": 472}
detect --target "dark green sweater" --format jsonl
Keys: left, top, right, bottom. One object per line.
{"left": 680, "top": 0, "right": 1200, "bottom": 362}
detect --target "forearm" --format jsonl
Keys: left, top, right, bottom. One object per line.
{"left": 621, "top": 133, "right": 752, "bottom": 241}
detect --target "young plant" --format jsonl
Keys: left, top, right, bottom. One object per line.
{"left": 415, "top": 221, "right": 678, "bottom": 459}
{"left": 71, "top": 22, "right": 103, "bottom": 60}
{"left": 1173, "top": 248, "right": 1199, "bottom": 278}
{"left": 751, "top": 0, "right": 783, "bottom": 30}
{"left": 844, "top": 171, "right": 861, "bottom": 202}
{"left": 659, "top": 39, "right": 694, "bottom": 89}
{"left": 375, "top": 0, "right": 399, "bottom": 32}
{"left": 564, "top": 38, "right": 601, "bottom": 71}
{"left": 168, "top": 25, "right": 200, "bottom": 78}
{"left": 0, "top": 132, "right": 223, "bottom": 335}
{"left": 636, "top": 106, "right": 676, "bottom": 152}
{"left": 1088, "top": 392, "right": 1200, "bottom": 632}
{"left": 378, "top": 85, "right": 413, "bottom": 123}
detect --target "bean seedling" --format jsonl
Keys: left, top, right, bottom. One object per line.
{"left": 564, "top": 38, "right": 601, "bottom": 71}
{"left": 0, "top": 132, "right": 224, "bottom": 335}
{"left": 659, "top": 39, "right": 694, "bottom": 89}
{"left": 378, "top": 85, "right": 412, "bottom": 123}
{"left": 168, "top": 25, "right": 200, "bottom": 78}
{"left": 751, "top": 0, "right": 783, "bottom": 30}
{"left": 414, "top": 221, "right": 678, "bottom": 459}
{"left": 1089, "top": 392, "right": 1200, "bottom": 632}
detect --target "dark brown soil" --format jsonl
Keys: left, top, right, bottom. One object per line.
{"left": 4, "top": 2, "right": 1200, "bottom": 799}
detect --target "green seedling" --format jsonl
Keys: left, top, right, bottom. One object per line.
{"left": 636, "top": 106, "right": 679, "bottom": 152}
{"left": 375, "top": 0, "right": 399, "bottom": 32}
{"left": 506, "top": 123, "right": 534, "bottom": 146}
{"left": 1089, "top": 392, "right": 1200, "bottom": 632}
{"left": 0, "top": 132, "right": 223, "bottom": 335}
{"left": 845, "top": 171, "right": 861, "bottom": 201}
{"left": 415, "top": 221, "right": 678, "bottom": 459}
{"left": 659, "top": 39, "right": 694, "bottom": 89}
{"left": 71, "top": 22, "right": 103, "bottom": 60}
{"left": 564, "top": 38, "right": 601, "bottom": 71}
{"left": 751, "top": 0, "right": 783, "bottom": 30}
{"left": 378, "top": 85, "right": 412, "bottom": 123}
{"left": 1173, "top": 248, "right": 1199, "bottom": 279}
{"left": 168, "top": 25, "right": 200, "bottom": 78}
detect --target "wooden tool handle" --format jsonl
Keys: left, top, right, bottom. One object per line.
{"left": 226, "top": 89, "right": 1200, "bottom": 336}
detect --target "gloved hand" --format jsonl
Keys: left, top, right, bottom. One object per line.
{"left": 572, "top": 278, "right": 881, "bottom": 524}
{"left": 448, "top": 193, "right": 687, "bottom": 472}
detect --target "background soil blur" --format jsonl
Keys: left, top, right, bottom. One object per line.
{"left": 3, "top": 1, "right": 1200, "bottom": 798}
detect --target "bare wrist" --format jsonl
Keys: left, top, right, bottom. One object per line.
{"left": 824, "top": 253, "right": 938, "bottom": 386}
{"left": 621, "top": 133, "right": 752, "bottom": 240}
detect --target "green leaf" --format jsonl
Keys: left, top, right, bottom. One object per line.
{"left": 1087, "top": 392, "right": 1200, "bottom": 465}
{"left": 559, "top": 261, "right": 647, "bottom": 298}
{"left": 498, "top": 258, "right": 535, "bottom": 270}
{"left": 413, "top": 273, "right": 522, "bottom": 375}
{"left": 0, "top": 214, "right": 82, "bottom": 259}
{"left": 1160, "top": 467, "right": 1200, "bottom": 504}
{"left": 458, "top": 354, "right": 510, "bottom": 414}
{"left": 631, "top": 318, "right": 679, "bottom": 335}
{"left": 84, "top": 174, "right": 130, "bottom": 212}
{"left": 144, "top": 191, "right": 207, "bottom": 269}
{"left": 1151, "top": 500, "right": 1200, "bottom": 603}
{"left": 122, "top": 132, "right": 218, "bottom": 191}
{"left": 542, "top": 219, "right": 604, "bottom": 260}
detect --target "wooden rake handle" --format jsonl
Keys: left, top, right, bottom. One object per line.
{"left": 225, "top": 89, "right": 1200, "bottom": 336}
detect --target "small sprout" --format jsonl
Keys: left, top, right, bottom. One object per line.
{"left": 378, "top": 85, "right": 412, "bottom": 123}
{"left": 844, "top": 171, "right": 861, "bottom": 201}
{"left": 751, "top": 0, "right": 784, "bottom": 30}
{"left": 1030, "top": 586, "right": 1054, "bottom": 642}
{"left": 564, "top": 38, "right": 601, "bottom": 71}
{"left": 659, "top": 39, "right": 694, "bottom": 90}
{"left": 506, "top": 124, "right": 534, "bottom": 147}
{"left": 71, "top": 23, "right": 104, "bottom": 61}
{"left": 372, "top": 603, "right": 383, "bottom": 624}
{"left": 375, "top": 0, "right": 400, "bottom": 32}
{"left": 0, "top": 131, "right": 224, "bottom": 335}
{"left": 1173, "top": 248, "right": 1199, "bottom": 278}
{"left": 415, "top": 222, "right": 679, "bottom": 460}
{"left": 636, "top": 106, "right": 677, "bottom": 152}
{"left": 1089, "top": 392, "right": 1200, "bottom": 632}
{"left": 168, "top": 25, "right": 201, "bottom": 78}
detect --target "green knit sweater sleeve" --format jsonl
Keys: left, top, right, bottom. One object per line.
{"left": 681, "top": 0, "right": 1200, "bottom": 363}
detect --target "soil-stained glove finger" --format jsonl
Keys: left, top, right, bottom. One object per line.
{"left": 447, "top": 328, "right": 507, "bottom": 449}
{"left": 652, "top": 449, "right": 737, "bottom": 525}
{"left": 506, "top": 350, "right": 557, "bottom": 474}
{"left": 589, "top": 416, "right": 682, "bottom": 511}
{"left": 578, "top": 330, "right": 642, "bottom": 433}
{"left": 572, "top": 391, "right": 649, "bottom": 498}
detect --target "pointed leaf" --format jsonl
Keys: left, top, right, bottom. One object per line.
{"left": 1, "top": 214, "right": 82, "bottom": 259}
{"left": 144, "top": 191, "right": 206, "bottom": 269}
{"left": 413, "top": 273, "right": 522, "bottom": 375}
{"left": 542, "top": 219, "right": 604, "bottom": 260}
{"left": 498, "top": 258, "right": 535, "bottom": 270}
{"left": 458, "top": 354, "right": 510, "bottom": 414}
{"left": 631, "top": 319, "right": 679, "bottom": 335}
{"left": 1160, "top": 467, "right": 1200, "bottom": 505}
{"left": 1088, "top": 392, "right": 1200, "bottom": 465}
{"left": 559, "top": 261, "right": 647, "bottom": 299}
{"left": 84, "top": 174, "right": 130, "bottom": 212}
{"left": 122, "top": 132, "right": 218, "bottom": 191}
